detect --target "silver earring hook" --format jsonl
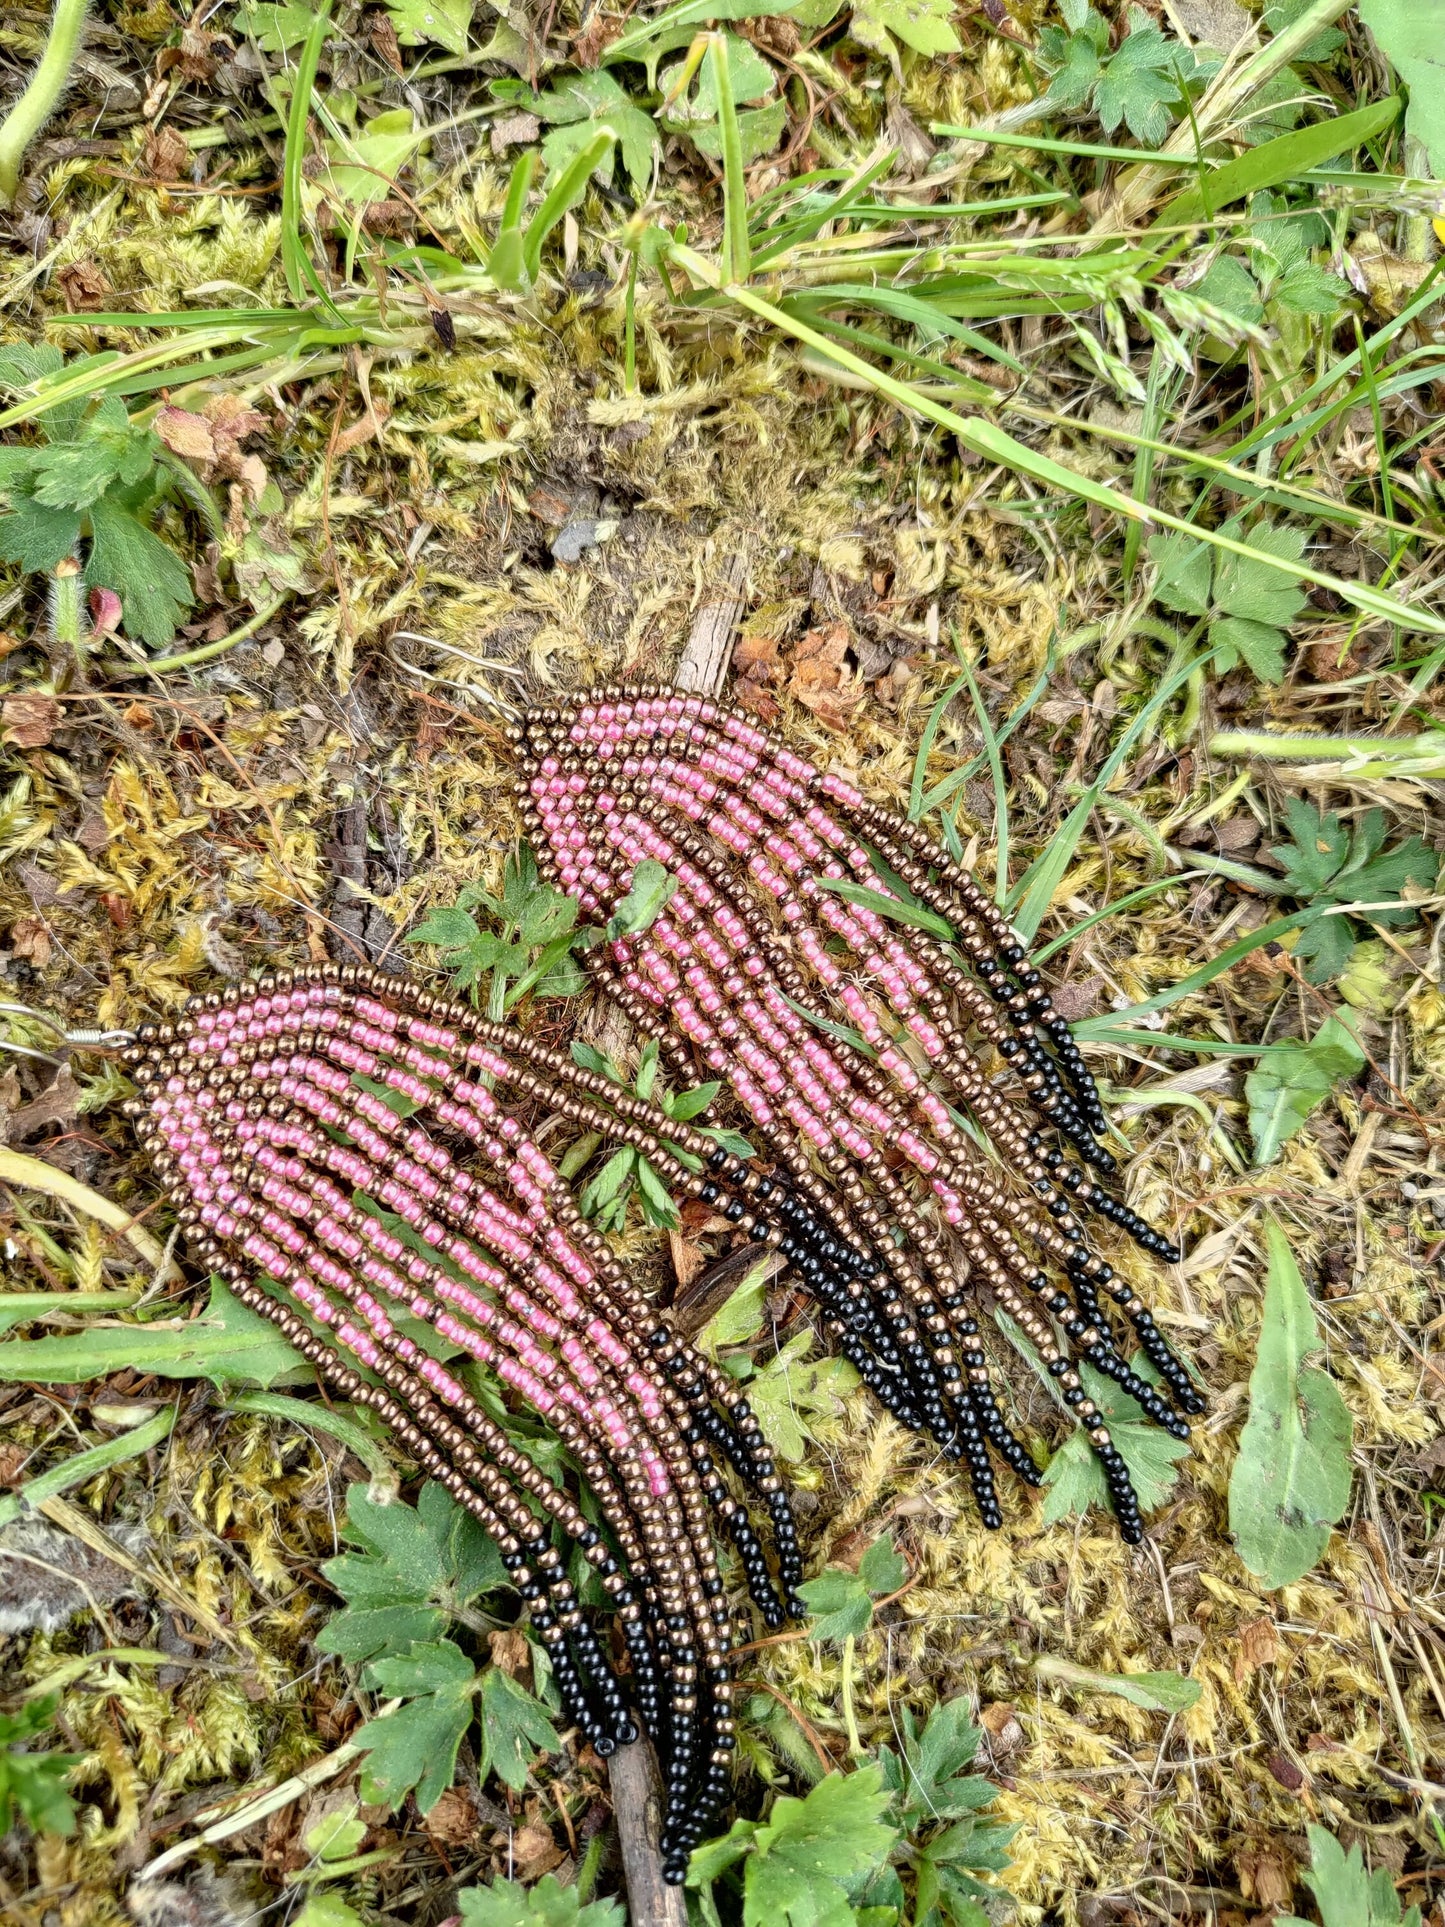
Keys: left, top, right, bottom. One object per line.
{"left": 0, "top": 1002, "right": 136, "bottom": 1051}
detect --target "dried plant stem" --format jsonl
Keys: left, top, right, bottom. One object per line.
{"left": 0, "top": 0, "right": 90, "bottom": 207}
{"left": 0, "top": 1146, "right": 179, "bottom": 1280}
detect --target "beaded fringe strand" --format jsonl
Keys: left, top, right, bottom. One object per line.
{"left": 122, "top": 963, "right": 823, "bottom": 1877}
{"left": 515, "top": 684, "right": 1204, "bottom": 1544}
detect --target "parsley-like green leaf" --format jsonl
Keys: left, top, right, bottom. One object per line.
{"left": 355, "top": 1639, "right": 479, "bottom": 1813}
{"left": 1039, "top": 1357, "right": 1190, "bottom": 1525}
{"left": 318, "top": 1481, "right": 508, "bottom": 1667}
{"left": 743, "top": 1767, "right": 897, "bottom": 1927}
{"left": 1091, "top": 24, "right": 1183, "bottom": 145}
{"left": 746, "top": 1331, "right": 859, "bottom": 1462}
{"left": 1037, "top": 3, "right": 1197, "bottom": 145}
{"left": 86, "top": 492, "right": 195, "bottom": 648}
{"left": 1276, "top": 1822, "right": 1421, "bottom": 1927}
{"left": 796, "top": 1533, "right": 905, "bottom": 1642}
{"left": 850, "top": 0, "right": 960, "bottom": 71}
{"left": 1270, "top": 802, "right": 1435, "bottom": 982}
{"left": 477, "top": 1663, "right": 562, "bottom": 1792}
{"left": 0, "top": 494, "right": 83, "bottom": 572}
{"left": 1146, "top": 531, "right": 1212, "bottom": 617}
{"left": 458, "top": 1874, "right": 625, "bottom": 1927}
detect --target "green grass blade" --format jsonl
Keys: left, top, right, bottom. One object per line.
{"left": 668, "top": 244, "right": 1445, "bottom": 638}
{"left": 708, "top": 34, "right": 750, "bottom": 285}
{"left": 1008, "top": 643, "right": 1209, "bottom": 941}
{"left": 953, "top": 646, "right": 1009, "bottom": 904}
{"left": 930, "top": 127, "right": 1195, "bottom": 165}
{"left": 814, "top": 876, "right": 956, "bottom": 939}
{"left": 1156, "top": 96, "right": 1402, "bottom": 227}
{"left": 1071, "top": 907, "right": 1329, "bottom": 1035}
{"left": 1032, "top": 873, "right": 1206, "bottom": 963}
{"left": 521, "top": 131, "right": 615, "bottom": 286}
{"left": 282, "top": 0, "right": 335, "bottom": 305}
{"left": 0, "top": 1404, "right": 175, "bottom": 1532}
{"left": 909, "top": 670, "right": 969, "bottom": 821}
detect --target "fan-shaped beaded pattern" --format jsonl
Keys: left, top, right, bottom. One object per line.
{"left": 515, "top": 686, "right": 1204, "bottom": 1543}
{"left": 123, "top": 962, "right": 824, "bottom": 1876}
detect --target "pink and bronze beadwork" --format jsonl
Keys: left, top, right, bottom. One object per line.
{"left": 515, "top": 685, "right": 1203, "bottom": 1545}
{"left": 120, "top": 965, "right": 809, "bottom": 1879}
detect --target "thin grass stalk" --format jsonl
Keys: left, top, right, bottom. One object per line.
{"left": 1098, "top": 0, "right": 1362, "bottom": 232}
{"left": 707, "top": 34, "right": 751, "bottom": 286}
{"left": 665, "top": 243, "right": 1445, "bottom": 638}
{"left": 282, "top": 0, "right": 334, "bottom": 304}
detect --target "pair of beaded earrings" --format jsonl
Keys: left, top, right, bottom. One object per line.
{"left": 116, "top": 685, "right": 1197, "bottom": 1877}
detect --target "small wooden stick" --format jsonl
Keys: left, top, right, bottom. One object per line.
{"left": 607, "top": 1738, "right": 689, "bottom": 1927}
{"left": 675, "top": 550, "right": 747, "bottom": 696}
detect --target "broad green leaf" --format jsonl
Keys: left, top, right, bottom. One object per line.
{"left": 1244, "top": 1013, "right": 1364, "bottom": 1165}
{"left": 795, "top": 1569, "right": 873, "bottom": 1643}
{"left": 1038, "top": 1658, "right": 1202, "bottom": 1715}
{"left": 388, "top": 0, "right": 473, "bottom": 55}
{"left": 304, "top": 1803, "right": 367, "bottom": 1862}
{"left": 1292, "top": 915, "right": 1358, "bottom": 986}
{"left": 684, "top": 100, "right": 788, "bottom": 165}
{"left": 1359, "top": 0, "right": 1445, "bottom": 176}
{"left": 857, "top": 1535, "right": 906, "bottom": 1595}
{"left": 607, "top": 857, "right": 678, "bottom": 937}
{"left": 295, "top": 1894, "right": 367, "bottom": 1927}
{"left": 477, "top": 1663, "right": 561, "bottom": 1792}
{"left": 1228, "top": 1219, "right": 1354, "bottom": 1589}
{"left": 0, "top": 1696, "right": 79, "bottom": 1838}
{"left": 1192, "top": 253, "right": 1265, "bottom": 325}
{"left": 1276, "top": 1821, "right": 1422, "bottom": 1927}
{"left": 0, "top": 1279, "right": 306, "bottom": 1389}
{"left": 885, "top": 1697, "right": 999, "bottom": 1829}
{"left": 355, "top": 1639, "right": 478, "bottom": 1813}
{"left": 699, "top": 1261, "right": 770, "bottom": 1353}
{"left": 665, "top": 1080, "right": 720, "bottom": 1121}
{"left": 325, "top": 108, "right": 425, "bottom": 213}
{"left": 1272, "top": 798, "right": 1350, "bottom": 897}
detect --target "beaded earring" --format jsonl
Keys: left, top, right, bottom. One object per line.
{"left": 120, "top": 962, "right": 816, "bottom": 1880}
{"left": 514, "top": 685, "right": 1204, "bottom": 1545}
